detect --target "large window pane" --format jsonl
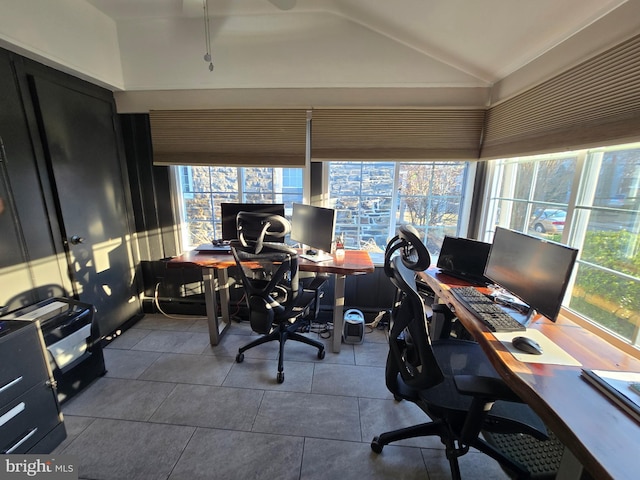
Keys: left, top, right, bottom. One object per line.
{"left": 567, "top": 147, "right": 640, "bottom": 342}
{"left": 329, "top": 162, "right": 396, "bottom": 251}
{"left": 397, "top": 162, "right": 465, "bottom": 252}
{"left": 486, "top": 144, "right": 640, "bottom": 348}
{"left": 175, "top": 166, "right": 304, "bottom": 249}
{"left": 329, "top": 161, "right": 468, "bottom": 253}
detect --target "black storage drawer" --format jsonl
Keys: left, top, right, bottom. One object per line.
{"left": 0, "top": 320, "right": 65, "bottom": 453}
{"left": 0, "top": 321, "right": 48, "bottom": 407}
{"left": 0, "top": 378, "right": 61, "bottom": 454}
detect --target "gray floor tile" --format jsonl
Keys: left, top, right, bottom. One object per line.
{"left": 57, "top": 313, "right": 516, "bottom": 479}
{"left": 132, "top": 313, "right": 200, "bottom": 331}
{"left": 359, "top": 397, "right": 443, "bottom": 449}
{"left": 61, "top": 418, "right": 195, "bottom": 480}
{"left": 150, "top": 383, "right": 264, "bottom": 430}
{"left": 364, "top": 326, "right": 390, "bottom": 344}
{"left": 103, "top": 348, "right": 162, "bottom": 379}
{"left": 312, "top": 363, "right": 392, "bottom": 399}
{"left": 354, "top": 339, "right": 389, "bottom": 367}
{"left": 252, "top": 390, "right": 362, "bottom": 441}
{"left": 204, "top": 332, "right": 279, "bottom": 359}
{"left": 139, "top": 352, "right": 233, "bottom": 385}
{"left": 168, "top": 428, "right": 303, "bottom": 480}
{"left": 223, "top": 357, "right": 315, "bottom": 392}
{"left": 105, "top": 327, "right": 151, "bottom": 350}
{"left": 186, "top": 317, "right": 212, "bottom": 333}
{"left": 62, "top": 377, "right": 176, "bottom": 421}
{"left": 130, "top": 330, "right": 211, "bottom": 354}
{"left": 52, "top": 415, "right": 96, "bottom": 454}
{"left": 301, "top": 437, "right": 429, "bottom": 480}
{"left": 421, "top": 447, "right": 512, "bottom": 480}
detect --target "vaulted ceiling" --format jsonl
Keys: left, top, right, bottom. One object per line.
{"left": 1, "top": 0, "right": 639, "bottom": 111}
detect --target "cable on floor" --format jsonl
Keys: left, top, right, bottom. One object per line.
{"left": 154, "top": 282, "right": 208, "bottom": 320}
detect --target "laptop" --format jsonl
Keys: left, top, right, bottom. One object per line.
{"left": 436, "top": 236, "right": 491, "bottom": 285}
{"left": 195, "top": 242, "right": 232, "bottom": 254}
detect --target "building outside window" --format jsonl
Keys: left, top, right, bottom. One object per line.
{"left": 174, "top": 166, "right": 304, "bottom": 248}
{"left": 484, "top": 143, "right": 640, "bottom": 348}
{"left": 328, "top": 161, "right": 469, "bottom": 254}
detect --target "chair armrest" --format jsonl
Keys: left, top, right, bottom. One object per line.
{"left": 453, "top": 375, "right": 522, "bottom": 403}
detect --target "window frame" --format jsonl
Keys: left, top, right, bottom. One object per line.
{"left": 480, "top": 143, "right": 640, "bottom": 358}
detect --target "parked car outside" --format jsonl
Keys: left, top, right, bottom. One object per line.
{"left": 530, "top": 209, "right": 566, "bottom": 233}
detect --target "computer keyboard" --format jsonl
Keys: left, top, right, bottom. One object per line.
{"left": 449, "top": 286, "right": 526, "bottom": 332}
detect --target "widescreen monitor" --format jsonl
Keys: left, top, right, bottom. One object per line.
{"left": 220, "top": 203, "right": 285, "bottom": 242}
{"left": 437, "top": 236, "right": 492, "bottom": 285}
{"left": 291, "top": 203, "right": 336, "bottom": 254}
{"left": 484, "top": 227, "right": 578, "bottom": 322}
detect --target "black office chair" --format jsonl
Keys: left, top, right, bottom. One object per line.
{"left": 371, "top": 225, "right": 552, "bottom": 480}
{"left": 236, "top": 211, "right": 328, "bottom": 324}
{"left": 231, "top": 212, "right": 326, "bottom": 383}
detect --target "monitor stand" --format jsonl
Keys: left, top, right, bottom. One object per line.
{"left": 300, "top": 252, "right": 333, "bottom": 263}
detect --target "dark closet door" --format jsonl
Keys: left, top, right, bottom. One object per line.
{"left": 30, "top": 77, "right": 139, "bottom": 335}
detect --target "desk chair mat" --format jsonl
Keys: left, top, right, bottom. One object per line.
{"left": 493, "top": 330, "right": 582, "bottom": 366}
{"left": 482, "top": 429, "right": 564, "bottom": 480}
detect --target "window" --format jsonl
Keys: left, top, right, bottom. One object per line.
{"left": 328, "top": 161, "right": 470, "bottom": 254}
{"left": 484, "top": 143, "right": 640, "bottom": 348}
{"left": 174, "top": 166, "right": 304, "bottom": 249}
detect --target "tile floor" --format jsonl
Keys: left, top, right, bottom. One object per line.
{"left": 53, "top": 314, "right": 512, "bottom": 479}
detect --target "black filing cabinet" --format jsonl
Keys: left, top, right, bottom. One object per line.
{"left": 0, "top": 320, "right": 66, "bottom": 453}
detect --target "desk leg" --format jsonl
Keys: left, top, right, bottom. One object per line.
{"left": 217, "top": 268, "right": 231, "bottom": 326}
{"left": 332, "top": 274, "right": 346, "bottom": 353}
{"left": 203, "top": 267, "right": 230, "bottom": 346}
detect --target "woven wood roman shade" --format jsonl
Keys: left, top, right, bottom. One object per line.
{"left": 482, "top": 33, "right": 640, "bottom": 159}
{"left": 310, "top": 109, "right": 485, "bottom": 160}
{"left": 149, "top": 109, "right": 308, "bottom": 166}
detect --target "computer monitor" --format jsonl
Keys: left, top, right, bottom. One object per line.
{"left": 437, "top": 236, "right": 492, "bottom": 285}
{"left": 484, "top": 227, "right": 578, "bottom": 322}
{"left": 220, "top": 203, "right": 285, "bottom": 242}
{"left": 291, "top": 203, "right": 336, "bottom": 254}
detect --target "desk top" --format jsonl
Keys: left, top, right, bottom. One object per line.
{"left": 420, "top": 267, "right": 640, "bottom": 480}
{"left": 168, "top": 248, "right": 375, "bottom": 276}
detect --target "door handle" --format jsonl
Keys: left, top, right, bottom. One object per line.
{"left": 70, "top": 235, "right": 84, "bottom": 245}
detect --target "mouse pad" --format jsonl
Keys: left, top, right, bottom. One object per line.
{"left": 493, "top": 330, "right": 582, "bottom": 366}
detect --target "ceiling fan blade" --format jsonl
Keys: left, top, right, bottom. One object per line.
{"left": 268, "top": 0, "right": 297, "bottom": 10}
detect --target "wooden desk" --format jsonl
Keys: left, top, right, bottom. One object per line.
{"left": 168, "top": 249, "right": 374, "bottom": 352}
{"left": 420, "top": 267, "right": 640, "bottom": 480}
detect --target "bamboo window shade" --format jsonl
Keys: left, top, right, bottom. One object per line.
{"left": 149, "top": 109, "right": 308, "bottom": 166}
{"left": 310, "top": 109, "right": 485, "bottom": 160}
{"left": 481, "top": 33, "right": 640, "bottom": 159}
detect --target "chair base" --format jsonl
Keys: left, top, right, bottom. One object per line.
{"left": 236, "top": 317, "right": 325, "bottom": 383}
{"left": 371, "top": 420, "right": 538, "bottom": 480}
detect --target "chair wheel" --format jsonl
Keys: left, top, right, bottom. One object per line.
{"left": 317, "top": 349, "right": 326, "bottom": 360}
{"left": 277, "top": 372, "right": 284, "bottom": 383}
{"left": 236, "top": 353, "right": 244, "bottom": 363}
{"left": 394, "top": 394, "right": 403, "bottom": 402}
{"left": 371, "top": 437, "right": 383, "bottom": 454}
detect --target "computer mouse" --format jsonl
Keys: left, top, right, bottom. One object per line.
{"left": 511, "top": 336, "right": 543, "bottom": 355}
{"left": 306, "top": 249, "right": 317, "bottom": 255}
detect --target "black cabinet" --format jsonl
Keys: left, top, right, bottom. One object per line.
{"left": 0, "top": 320, "right": 65, "bottom": 453}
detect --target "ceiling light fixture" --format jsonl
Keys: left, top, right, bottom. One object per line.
{"left": 202, "top": 0, "right": 213, "bottom": 72}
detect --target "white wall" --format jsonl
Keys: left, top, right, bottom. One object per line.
{"left": 0, "top": 0, "right": 123, "bottom": 90}
{"left": 117, "top": 12, "right": 482, "bottom": 91}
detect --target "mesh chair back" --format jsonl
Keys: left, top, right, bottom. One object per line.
{"left": 384, "top": 225, "right": 444, "bottom": 391}
{"left": 231, "top": 240, "right": 301, "bottom": 334}
{"left": 236, "top": 212, "right": 290, "bottom": 254}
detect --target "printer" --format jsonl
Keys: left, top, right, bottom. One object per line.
{"left": 1, "top": 297, "right": 106, "bottom": 403}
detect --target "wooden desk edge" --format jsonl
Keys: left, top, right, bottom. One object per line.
{"left": 419, "top": 267, "right": 640, "bottom": 480}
